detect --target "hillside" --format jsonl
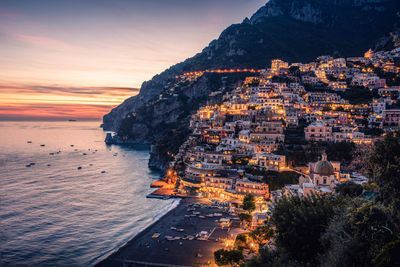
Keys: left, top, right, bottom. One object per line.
{"left": 103, "top": 0, "right": 400, "bottom": 171}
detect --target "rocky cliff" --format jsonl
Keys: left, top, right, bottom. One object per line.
{"left": 103, "top": 0, "right": 400, "bottom": 171}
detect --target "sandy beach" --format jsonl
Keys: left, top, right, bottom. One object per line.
{"left": 95, "top": 197, "right": 242, "bottom": 267}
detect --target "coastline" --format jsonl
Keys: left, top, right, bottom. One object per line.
{"left": 91, "top": 198, "right": 181, "bottom": 266}
{"left": 94, "top": 197, "right": 239, "bottom": 267}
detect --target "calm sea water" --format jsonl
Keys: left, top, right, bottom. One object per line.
{"left": 0, "top": 121, "right": 179, "bottom": 267}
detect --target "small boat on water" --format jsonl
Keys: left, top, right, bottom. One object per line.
{"left": 165, "top": 235, "right": 174, "bottom": 241}
{"left": 151, "top": 233, "right": 161, "bottom": 238}
{"left": 27, "top": 141, "right": 32, "bottom": 144}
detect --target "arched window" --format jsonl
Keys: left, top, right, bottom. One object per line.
{"left": 323, "top": 177, "right": 327, "bottom": 184}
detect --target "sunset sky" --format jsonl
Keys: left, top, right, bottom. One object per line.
{"left": 0, "top": 0, "right": 266, "bottom": 120}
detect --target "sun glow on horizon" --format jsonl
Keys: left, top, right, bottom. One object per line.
{"left": 0, "top": 0, "right": 266, "bottom": 119}
{"left": 0, "top": 83, "right": 139, "bottom": 119}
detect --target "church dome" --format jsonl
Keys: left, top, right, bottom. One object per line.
{"left": 314, "top": 153, "right": 334, "bottom": 176}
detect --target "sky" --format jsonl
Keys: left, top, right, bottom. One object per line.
{"left": 0, "top": 0, "right": 266, "bottom": 120}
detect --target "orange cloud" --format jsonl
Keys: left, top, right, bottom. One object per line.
{"left": 0, "top": 103, "right": 113, "bottom": 120}
{"left": 0, "top": 83, "right": 139, "bottom": 119}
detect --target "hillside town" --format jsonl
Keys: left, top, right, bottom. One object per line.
{"left": 159, "top": 48, "right": 399, "bottom": 204}
{"left": 130, "top": 47, "right": 400, "bottom": 266}
{"left": 132, "top": 47, "right": 391, "bottom": 221}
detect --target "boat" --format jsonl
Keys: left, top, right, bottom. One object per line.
{"left": 165, "top": 236, "right": 174, "bottom": 241}
{"left": 151, "top": 233, "right": 161, "bottom": 238}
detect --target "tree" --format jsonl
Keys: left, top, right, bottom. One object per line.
{"left": 320, "top": 199, "right": 396, "bottom": 267}
{"left": 214, "top": 249, "right": 243, "bottom": 266}
{"left": 243, "top": 194, "right": 256, "bottom": 213}
{"left": 374, "top": 239, "right": 400, "bottom": 267}
{"left": 249, "top": 225, "right": 274, "bottom": 246}
{"left": 367, "top": 131, "right": 400, "bottom": 204}
{"left": 234, "top": 234, "right": 249, "bottom": 251}
{"left": 271, "top": 195, "right": 342, "bottom": 265}
{"left": 335, "top": 181, "right": 363, "bottom": 197}
{"left": 367, "top": 131, "right": 400, "bottom": 226}
{"left": 326, "top": 141, "right": 355, "bottom": 163}
{"left": 238, "top": 213, "right": 252, "bottom": 228}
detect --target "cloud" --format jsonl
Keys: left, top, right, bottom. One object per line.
{"left": 0, "top": 103, "right": 114, "bottom": 119}
{"left": 14, "top": 33, "right": 72, "bottom": 50}
{"left": 0, "top": 83, "right": 139, "bottom": 97}
{"left": 0, "top": 83, "right": 140, "bottom": 119}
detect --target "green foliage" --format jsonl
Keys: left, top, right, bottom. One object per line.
{"left": 243, "top": 194, "right": 256, "bottom": 213}
{"left": 263, "top": 171, "right": 299, "bottom": 191}
{"left": 238, "top": 213, "right": 252, "bottom": 223}
{"left": 320, "top": 200, "right": 396, "bottom": 266}
{"left": 374, "top": 239, "right": 400, "bottom": 267}
{"left": 249, "top": 226, "right": 274, "bottom": 245}
{"left": 337, "top": 86, "right": 377, "bottom": 104}
{"left": 363, "top": 182, "right": 378, "bottom": 192}
{"left": 335, "top": 181, "right": 363, "bottom": 197}
{"left": 367, "top": 131, "right": 400, "bottom": 206}
{"left": 246, "top": 167, "right": 299, "bottom": 191}
{"left": 326, "top": 141, "right": 356, "bottom": 163}
{"left": 271, "top": 195, "right": 342, "bottom": 265}
{"left": 246, "top": 249, "right": 299, "bottom": 267}
{"left": 234, "top": 233, "right": 249, "bottom": 251}
{"left": 214, "top": 249, "right": 243, "bottom": 266}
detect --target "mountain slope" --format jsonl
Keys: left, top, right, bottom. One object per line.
{"left": 103, "top": 0, "right": 400, "bottom": 170}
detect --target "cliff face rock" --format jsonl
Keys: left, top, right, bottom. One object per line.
{"left": 103, "top": 0, "right": 399, "bottom": 171}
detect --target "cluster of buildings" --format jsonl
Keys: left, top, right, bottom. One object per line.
{"left": 166, "top": 47, "right": 400, "bottom": 203}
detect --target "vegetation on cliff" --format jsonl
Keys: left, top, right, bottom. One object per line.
{"left": 244, "top": 132, "right": 400, "bottom": 267}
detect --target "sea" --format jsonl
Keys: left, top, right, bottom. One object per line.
{"left": 0, "top": 120, "right": 180, "bottom": 266}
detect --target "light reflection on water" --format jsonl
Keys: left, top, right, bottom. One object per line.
{"left": 0, "top": 121, "right": 178, "bottom": 266}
